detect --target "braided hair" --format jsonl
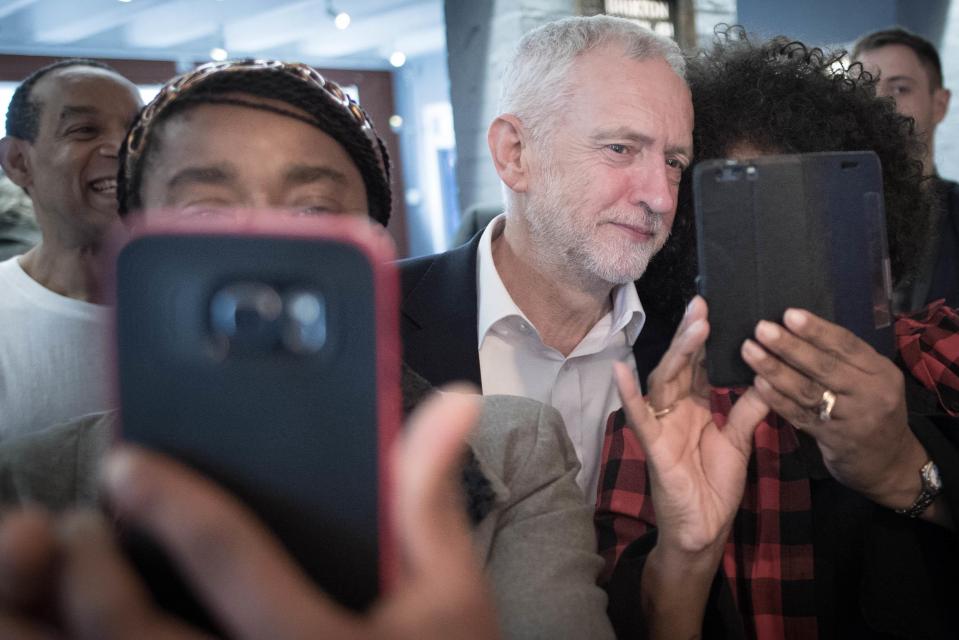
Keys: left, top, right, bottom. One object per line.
{"left": 637, "top": 26, "right": 932, "bottom": 326}
{"left": 118, "top": 62, "right": 392, "bottom": 227}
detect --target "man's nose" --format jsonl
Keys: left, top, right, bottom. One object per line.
{"left": 627, "top": 157, "right": 676, "bottom": 214}
{"left": 98, "top": 129, "right": 126, "bottom": 158}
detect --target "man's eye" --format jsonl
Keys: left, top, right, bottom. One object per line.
{"left": 606, "top": 144, "right": 629, "bottom": 154}
{"left": 666, "top": 158, "right": 686, "bottom": 170}
{"left": 297, "top": 206, "right": 333, "bottom": 216}
{"left": 179, "top": 206, "right": 232, "bottom": 219}
{"left": 893, "top": 85, "right": 911, "bottom": 95}
{"left": 67, "top": 126, "right": 98, "bottom": 136}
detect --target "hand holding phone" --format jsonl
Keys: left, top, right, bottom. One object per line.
{"left": 111, "top": 213, "right": 401, "bottom": 627}
{"left": 0, "top": 391, "right": 500, "bottom": 640}
{"left": 692, "top": 151, "right": 894, "bottom": 387}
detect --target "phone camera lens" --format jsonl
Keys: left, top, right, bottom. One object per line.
{"left": 282, "top": 290, "right": 327, "bottom": 354}
{"left": 210, "top": 283, "right": 283, "bottom": 353}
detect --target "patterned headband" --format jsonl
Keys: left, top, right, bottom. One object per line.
{"left": 123, "top": 58, "right": 387, "bottom": 177}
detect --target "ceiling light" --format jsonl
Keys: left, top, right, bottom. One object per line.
{"left": 210, "top": 47, "right": 229, "bottom": 61}
{"left": 389, "top": 51, "right": 406, "bottom": 68}
{"left": 334, "top": 12, "right": 351, "bottom": 29}
{"left": 117, "top": 0, "right": 132, "bottom": 3}
{"left": 388, "top": 114, "right": 403, "bottom": 131}
{"left": 326, "top": 1, "right": 350, "bottom": 30}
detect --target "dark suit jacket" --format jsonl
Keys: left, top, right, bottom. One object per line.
{"left": 926, "top": 177, "right": 959, "bottom": 309}
{"left": 399, "top": 231, "right": 676, "bottom": 392}
{"left": 897, "top": 177, "right": 959, "bottom": 312}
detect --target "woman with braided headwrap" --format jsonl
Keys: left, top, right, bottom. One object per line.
{"left": 0, "top": 60, "right": 613, "bottom": 639}
{"left": 596, "top": 30, "right": 959, "bottom": 639}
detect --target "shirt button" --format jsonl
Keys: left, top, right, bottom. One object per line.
{"left": 518, "top": 321, "right": 529, "bottom": 333}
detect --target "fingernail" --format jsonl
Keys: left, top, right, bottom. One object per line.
{"left": 756, "top": 320, "right": 780, "bottom": 341}
{"left": 686, "top": 319, "right": 706, "bottom": 338}
{"left": 784, "top": 308, "right": 806, "bottom": 328}
{"left": 685, "top": 298, "right": 696, "bottom": 316}
{"left": 742, "top": 339, "right": 764, "bottom": 359}
{"left": 103, "top": 448, "right": 136, "bottom": 496}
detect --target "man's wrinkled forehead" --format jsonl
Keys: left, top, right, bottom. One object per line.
{"left": 572, "top": 49, "right": 692, "bottom": 138}
{"left": 145, "top": 91, "right": 323, "bottom": 162}
{"left": 32, "top": 66, "right": 140, "bottom": 122}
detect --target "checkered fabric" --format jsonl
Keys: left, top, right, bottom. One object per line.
{"left": 596, "top": 392, "right": 818, "bottom": 639}
{"left": 897, "top": 300, "right": 959, "bottom": 416}
{"left": 595, "top": 301, "right": 959, "bottom": 639}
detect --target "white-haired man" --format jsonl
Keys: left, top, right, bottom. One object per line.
{"left": 400, "top": 15, "right": 694, "bottom": 499}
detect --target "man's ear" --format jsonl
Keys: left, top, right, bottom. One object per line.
{"left": 932, "top": 87, "right": 951, "bottom": 127}
{"left": 487, "top": 115, "right": 530, "bottom": 194}
{"left": 0, "top": 137, "right": 32, "bottom": 193}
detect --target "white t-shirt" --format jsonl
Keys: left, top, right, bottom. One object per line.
{"left": 476, "top": 215, "right": 645, "bottom": 501}
{"left": 0, "top": 256, "right": 111, "bottom": 440}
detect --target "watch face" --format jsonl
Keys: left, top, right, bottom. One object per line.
{"left": 923, "top": 461, "right": 943, "bottom": 492}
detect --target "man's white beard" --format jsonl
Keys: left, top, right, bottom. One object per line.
{"left": 522, "top": 165, "right": 668, "bottom": 287}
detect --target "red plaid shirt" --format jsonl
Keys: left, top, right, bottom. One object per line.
{"left": 595, "top": 301, "right": 959, "bottom": 639}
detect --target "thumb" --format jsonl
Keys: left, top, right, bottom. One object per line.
{"left": 614, "top": 361, "right": 661, "bottom": 451}
{"left": 394, "top": 386, "right": 481, "bottom": 581}
{"left": 723, "top": 388, "right": 769, "bottom": 457}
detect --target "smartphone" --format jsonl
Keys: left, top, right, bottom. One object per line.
{"left": 693, "top": 151, "right": 895, "bottom": 387}
{"left": 110, "top": 212, "right": 401, "bottom": 629}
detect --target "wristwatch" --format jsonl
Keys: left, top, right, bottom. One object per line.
{"left": 895, "top": 460, "right": 942, "bottom": 518}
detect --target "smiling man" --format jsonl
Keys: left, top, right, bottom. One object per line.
{"left": 400, "top": 15, "right": 693, "bottom": 499}
{"left": 0, "top": 59, "right": 142, "bottom": 438}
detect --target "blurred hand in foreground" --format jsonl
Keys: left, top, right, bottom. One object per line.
{"left": 0, "top": 389, "right": 501, "bottom": 640}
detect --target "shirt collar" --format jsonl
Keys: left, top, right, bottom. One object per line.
{"left": 477, "top": 213, "right": 529, "bottom": 347}
{"left": 613, "top": 279, "right": 646, "bottom": 346}
{"left": 476, "top": 212, "right": 647, "bottom": 348}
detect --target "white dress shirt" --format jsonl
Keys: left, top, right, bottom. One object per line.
{"left": 476, "top": 215, "right": 645, "bottom": 501}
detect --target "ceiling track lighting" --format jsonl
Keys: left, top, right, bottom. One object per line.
{"left": 326, "top": 0, "right": 350, "bottom": 30}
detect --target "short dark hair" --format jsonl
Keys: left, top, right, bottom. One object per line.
{"left": 637, "top": 26, "right": 932, "bottom": 325}
{"left": 851, "top": 27, "right": 944, "bottom": 89}
{"left": 5, "top": 58, "right": 118, "bottom": 142}
{"left": 118, "top": 62, "right": 392, "bottom": 227}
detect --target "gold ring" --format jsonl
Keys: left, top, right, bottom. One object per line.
{"left": 817, "top": 389, "right": 837, "bottom": 422}
{"left": 648, "top": 402, "right": 676, "bottom": 419}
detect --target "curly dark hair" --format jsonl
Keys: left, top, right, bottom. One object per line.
{"left": 638, "top": 26, "right": 932, "bottom": 326}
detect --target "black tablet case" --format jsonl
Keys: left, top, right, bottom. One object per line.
{"left": 693, "top": 151, "right": 894, "bottom": 387}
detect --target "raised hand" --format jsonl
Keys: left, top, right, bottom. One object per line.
{"left": 616, "top": 297, "right": 769, "bottom": 640}
{"left": 616, "top": 296, "right": 769, "bottom": 557}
